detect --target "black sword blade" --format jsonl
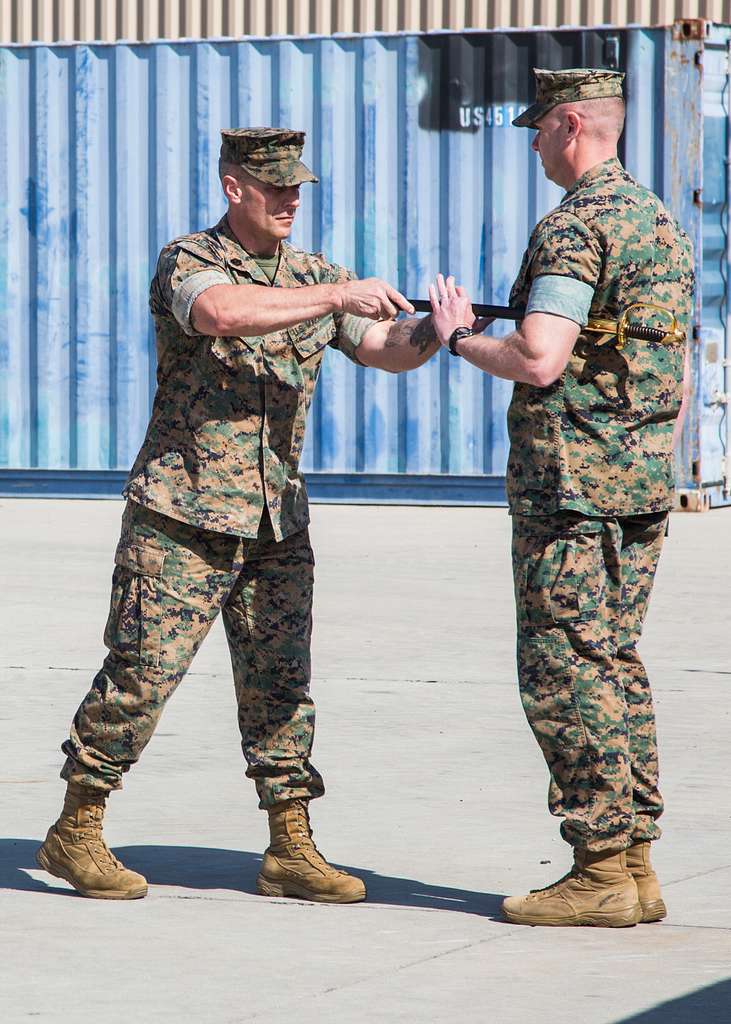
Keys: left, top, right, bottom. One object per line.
{"left": 408, "top": 299, "right": 524, "bottom": 320}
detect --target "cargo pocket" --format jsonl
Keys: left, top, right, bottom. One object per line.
{"left": 518, "top": 635, "right": 588, "bottom": 752}
{"left": 103, "top": 542, "right": 166, "bottom": 668}
{"left": 518, "top": 530, "right": 604, "bottom": 627}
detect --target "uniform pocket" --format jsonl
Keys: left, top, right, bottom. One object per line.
{"left": 518, "top": 635, "right": 588, "bottom": 752}
{"left": 210, "top": 335, "right": 261, "bottom": 369}
{"left": 288, "top": 315, "right": 335, "bottom": 358}
{"left": 104, "top": 542, "right": 166, "bottom": 668}
{"left": 518, "top": 529, "right": 604, "bottom": 627}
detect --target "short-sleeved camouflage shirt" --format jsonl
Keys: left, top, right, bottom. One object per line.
{"left": 124, "top": 216, "right": 368, "bottom": 539}
{"left": 507, "top": 158, "right": 694, "bottom": 517}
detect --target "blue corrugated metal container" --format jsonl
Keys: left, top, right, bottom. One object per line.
{"left": 0, "top": 21, "right": 728, "bottom": 507}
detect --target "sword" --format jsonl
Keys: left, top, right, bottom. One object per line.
{"left": 407, "top": 299, "right": 685, "bottom": 348}
{"left": 408, "top": 299, "right": 523, "bottom": 320}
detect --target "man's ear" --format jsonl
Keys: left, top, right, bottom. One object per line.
{"left": 566, "top": 110, "right": 582, "bottom": 140}
{"left": 222, "top": 174, "right": 243, "bottom": 205}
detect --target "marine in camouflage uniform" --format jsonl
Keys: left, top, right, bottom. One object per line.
{"left": 37, "top": 128, "right": 438, "bottom": 903}
{"left": 428, "top": 69, "right": 693, "bottom": 926}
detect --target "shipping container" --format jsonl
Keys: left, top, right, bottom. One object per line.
{"left": 4, "top": 1, "right": 731, "bottom": 44}
{"left": 0, "top": 21, "right": 729, "bottom": 507}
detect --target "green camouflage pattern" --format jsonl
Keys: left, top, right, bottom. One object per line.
{"left": 513, "top": 67, "right": 625, "bottom": 128}
{"left": 125, "top": 215, "right": 363, "bottom": 540}
{"left": 220, "top": 127, "right": 318, "bottom": 186}
{"left": 512, "top": 510, "right": 667, "bottom": 851}
{"left": 61, "top": 501, "right": 323, "bottom": 808}
{"left": 507, "top": 158, "right": 694, "bottom": 517}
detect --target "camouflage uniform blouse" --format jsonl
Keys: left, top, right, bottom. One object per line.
{"left": 507, "top": 158, "right": 694, "bottom": 517}
{"left": 124, "top": 216, "right": 367, "bottom": 539}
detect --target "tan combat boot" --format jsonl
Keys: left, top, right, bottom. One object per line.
{"left": 626, "top": 841, "right": 666, "bottom": 923}
{"left": 256, "top": 799, "right": 366, "bottom": 904}
{"left": 36, "top": 782, "right": 147, "bottom": 899}
{"left": 502, "top": 848, "right": 642, "bottom": 927}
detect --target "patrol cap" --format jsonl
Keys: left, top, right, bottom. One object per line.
{"left": 220, "top": 127, "right": 318, "bottom": 186}
{"left": 512, "top": 68, "right": 625, "bottom": 128}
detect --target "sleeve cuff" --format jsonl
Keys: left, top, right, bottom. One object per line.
{"left": 171, "top": 269, "right": 231, "bottom": 335}
{"left": 526, "top": 274, "right": 594, "bottom": 327}
{"left": 336, "top": 313, "right": 373, "bottom": 349}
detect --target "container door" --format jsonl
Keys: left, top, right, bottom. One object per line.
{"left": 689, "top": 25, "right": 731, "bottom": 509}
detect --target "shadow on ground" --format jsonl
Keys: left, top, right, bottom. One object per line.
{"left": 0, "top": 838, "right": 504, "bottom": 918}
{"left": 611, "top": 978, "right": 731, "bottom": 1024}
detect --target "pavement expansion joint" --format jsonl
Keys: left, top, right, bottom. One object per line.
{"left": 154, "top": 890, "right": 506, "bottom": 918}
{"left": 658, "top": 922, "right": 731, "bottom": 933}
{"left": 242, "top": 933, "right": 515, "bottom": 1021}
{"left": 2, "top": 664, "right": 512, "bottom": 688}
{"left": 665, "top": 862, "right": 731, "bottom": 886}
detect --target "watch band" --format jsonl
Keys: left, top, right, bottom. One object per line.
{"left": 448, "top": 326, "right": 475, "bottom": 357}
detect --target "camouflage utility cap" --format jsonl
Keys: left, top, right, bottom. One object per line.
{"left": 220, "top": 127, "right": 318, "bottom": 186}
{"left": 513, "top": 68, "right": 625, "bottom": 128}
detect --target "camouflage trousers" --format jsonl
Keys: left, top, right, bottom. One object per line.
{"left": 61, "top": 501, "right": 324, "bottom": 808}
{"left": 512, "top": 510, "right": 667, "bottom": 852}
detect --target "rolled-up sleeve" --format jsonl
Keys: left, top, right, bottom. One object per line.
{"left": 171, "top": 269, "right": 231, "bottom": 336}
{"left": 330, "top": 312, "right": 374, "bottom": 364}
{"left": 521, "top": 210, "right": 601, "bottom": 328}
{"left": 319, "top": 261, "right": 375, "bottom": 365}
{"left": 526, "top": 274, "right": 595, "bottom": 326}
{"left": 150, "top": 241, "right": 232, "bottom": 337}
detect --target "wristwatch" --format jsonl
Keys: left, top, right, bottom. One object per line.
{"left": 448, "top": 326, "right": 475, "bottom": 357}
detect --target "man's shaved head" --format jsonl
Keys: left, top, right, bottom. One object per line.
{"left": 554, "top": 96, "right": 625, "bottom": 141}
{"left": 531, "top": 95, "right": 625, "bottom": 189}
{"left": 219, "top": 159, "right": 245, "bottom": 183}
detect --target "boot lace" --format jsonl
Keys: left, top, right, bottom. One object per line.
{"left": 529, "top": 865, "right": 580, "bottom": 896}
{"left": 288, "top": 803, "right": 345, "bottom": 876}
{"left": 74, "top": 805, "right": 125, "bottom": 874}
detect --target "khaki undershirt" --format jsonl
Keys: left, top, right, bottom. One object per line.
{"left": 251, "top": 252, "right": 280, "bottom": 284}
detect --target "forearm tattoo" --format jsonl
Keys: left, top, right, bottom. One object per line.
{"left": 383, "top": 315, "right": 438, "bottom": 354}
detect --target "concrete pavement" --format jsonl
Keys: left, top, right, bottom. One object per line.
{"left": 1, "top": 499, "right": 729, "bottom": 1023}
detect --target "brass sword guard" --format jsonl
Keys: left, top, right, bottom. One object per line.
{"left": 584, "top": 303, "right": 685, "bottom": 349}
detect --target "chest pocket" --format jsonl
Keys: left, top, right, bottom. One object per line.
{"left": 210, "top": 336, "right": 262, "bottom": 373}
{"left": 288, "top": 315, "right": 336, "bottom": 359}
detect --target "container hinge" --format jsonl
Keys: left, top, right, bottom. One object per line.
{"left": 693, "top": 188, "right": 703, "bottom": 207}
{"left": 695, "top": 50, "right": 703, "bottom": 68}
